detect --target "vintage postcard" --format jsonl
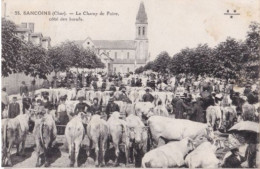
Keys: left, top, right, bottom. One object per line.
{"left": 1, "top": 0, "right": 259, "bottom": 168}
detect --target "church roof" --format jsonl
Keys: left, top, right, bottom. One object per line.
{"left": 136, "top": 2, "right": 148, "bottom": 24}
{"left": 92, "top": 40, "right": 136, "bottom": 49}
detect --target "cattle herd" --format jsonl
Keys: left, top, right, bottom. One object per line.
{"left": 1, "top": 72, "right": 260, "bottom": 168}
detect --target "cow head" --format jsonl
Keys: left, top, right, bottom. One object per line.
{"left": 128, "top": 126, "right": 148, "bottom": 149}
{"left": 186, "top": 138, "right": 195, "bottom": 152}
{"left": 205, "top": 126, "right": 215, "bottom": 142}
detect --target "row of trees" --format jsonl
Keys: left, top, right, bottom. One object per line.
{"left": 135, "top": 22, "right": 259, "bottom": 81}
{"left": 2, "top": 18, "right": 105, "bottom": 79}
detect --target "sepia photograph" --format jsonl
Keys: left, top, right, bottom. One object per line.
{"left": 1, "top": 0, "right": 260, "bottom": 168}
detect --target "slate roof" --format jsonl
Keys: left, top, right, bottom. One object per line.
{"left": 136, "top": 2, "right": 148, "bottom": 24}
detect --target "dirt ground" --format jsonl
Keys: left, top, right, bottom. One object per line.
{"left": 8, "top": 131, "right": 229, "bottom": 168}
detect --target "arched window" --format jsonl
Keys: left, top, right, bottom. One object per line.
{"left": 143, "top": 27, "right": 145, "bottom": 36}
{"left": 127, "top": 52, "right": 130, "bottom": 59}
{"left": 138, "top": 27, "right": 141, "bottom": 36}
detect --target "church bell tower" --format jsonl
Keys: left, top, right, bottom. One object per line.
{"left": 135, "top": 2, "right": 149, "bottom": 62}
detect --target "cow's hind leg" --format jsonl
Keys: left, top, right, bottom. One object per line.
{"left": 93, "top": 141, "right": 99, "bottom": 167}
{"left": 44, "top": 150, "right": 49, "bottom": 167}
{"left": 21, "top": 140, "right": 26, "bottom": 156}
{"left": 114, "top": 143, "right": 120, "bottom": 166}
{"left": 74, "top": 143, "right": 80, "bottom": 167}
{"left": 100, "top": 138, "right": 107, "bottom": 167}
{"left": 16, "top": 143, "right": 20, "bottom": 156}
{"left": 36, "top": 151, "right": 41, "bottom": 167}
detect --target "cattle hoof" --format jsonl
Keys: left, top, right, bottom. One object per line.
{"left": 44, "top": 162, "right": 49, "bottom": 167}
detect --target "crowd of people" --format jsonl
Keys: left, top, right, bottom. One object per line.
{"left": 1, "top": 70, "right": 259, "bottom": 168}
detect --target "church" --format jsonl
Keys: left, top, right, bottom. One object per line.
{"left": 76, "top": 2, "right": 149, "bottom": 74}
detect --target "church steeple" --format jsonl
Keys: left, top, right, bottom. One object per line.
{"left": 136, "top": 2, "right": 148, "bottom": 24}
{"left": 135, "top": 2, "right": 148, "bottom": 62}
{"left": 135, "top": 2, "right": 148, "bottom": 40}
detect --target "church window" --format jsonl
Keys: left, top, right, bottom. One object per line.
{"left": 127, "top": 52, "right": 130, "bottom": 59}
{"left": 114, "top": 67, "right": 116, "bottom": 72}
{"left": 143, "top": 27, "right": 145, "bottom": 36}
{"left": 127, "top": 67, "right": 130, "bottom": 72}
{"left": 115, "top": 52, "right": 117, "bottom": 59}
{"left": 138, "top": 27, "right": 141, "bottom": 36}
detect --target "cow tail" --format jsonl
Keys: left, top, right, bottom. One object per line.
{"left": 70, "top": 143, "right": 75, "bottom": 163}
{"left": 99, "top": 123, "right": 104, "bottom": 154}
{"left": 147, "top": 121, "right": 153, "bottom": 151}
{"left": 40, "top": 122, "right": 46, "bottom": 149}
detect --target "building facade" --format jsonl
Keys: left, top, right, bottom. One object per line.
{"left": 77, "top": 2, "right": 149, "bottom": 74}
{"left": 15, "top": 22, "right": 51, "bottom": 50}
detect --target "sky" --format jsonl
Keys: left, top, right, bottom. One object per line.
{"left": 2, "top": 0, "right": 260, "bottom": 60}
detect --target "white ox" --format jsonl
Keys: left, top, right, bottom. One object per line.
{"left": 185, "top": 140, "right": 224, "bottom": 168}
{"left": 148, "top": 116, "right": 215, "bottom": 147}
{"left": 65, "top": 113, "right": 90, "bottom": 167}
{"left": 87, "top": 115, "right": 109, "bottom": 167}
{"left": 142, "top": 138, "right": 194, "bottom": 168}
{"left": 107, "top": 112, "right": 129, "bottom": 166}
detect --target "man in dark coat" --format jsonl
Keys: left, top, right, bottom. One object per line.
{"left": 22, "top": 93, "right": 31, "bottom": 114}
{"left": 109, "top": 83, "right": 117, "bottom": 92}
{"left": 20, "top": 81, "right": 29, "bottom": 97}
{"left": 118, "top": 87, "right": 132, "bottom": 103}
{"left": 222, "top": 148, "right": 246, "bottom": 168}
{"left": 8, "top": 97, "right": 20, "bottom": 118}
{"left": 74, "top": 97, "right": 90, "bottom": 115}
{"left": 105, "top": 98, "right": 120, "bottom": 119}
{"left": 175, "top": 95, "right": 191, "bottom": 119}
{"left": 89, "top": 98, "right": 102, "bottom": 115}
{"left": 171, "top": 95, "right": 180, "bottom": 115}
{"left": 190, "top": 98, "right": 204, "bottom": 122}
{"left": 142, "top": 89, "right": 154, "bottom": 102}
{"left": 131, "top": 78, "right": 136, "bottom": 87}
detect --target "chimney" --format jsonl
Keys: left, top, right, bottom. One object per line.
{"left": 28, "top": 23, "right": 34, "bottom": 33}
{"left": 21, "top": 22, "right": 27, "bottom": 28}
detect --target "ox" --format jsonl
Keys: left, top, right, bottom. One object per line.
{"left": 185, "top": 139, "right": 224, "bottom": 168}
{"left": 87, "top": 115, "right": 109, "bottom": 167}
{"left": 142, "top": 138, "right": 195, "bottom": 168}
{"left": 107, "top": 112, "right": 129, "bottom": 166}
{"left": 148, "top": 116, "right": 214, "bottom": 147}
{"left": 2, "top": 114, "right": 31, "bottom": 166}
{"left": 65, "top": 112, "right": 90, "bottom": 167}
{"left": 206, "top": 105, "right": 222, "bottom": 129}
{"left": 126, "top": 114, "right": 148, "bottom": 167}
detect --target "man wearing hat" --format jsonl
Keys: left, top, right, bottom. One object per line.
{"left": 74, "top": 97, "right": 90, "bottom": 115}
{"left": 244, "top": 84, "right": 252, "bottom": 97}
{"left": 222, "top": 145, "right": 246, "bottom": 168}
{"left": 142, "top": 88, "right": 154, "bottom": 103}
{"left": 105, "top": 97, "right": 119, "bottom": 119}
{"left": 190, "top": 97, "right": 204, "bottom": 122}
{"left": 89, "top": 98, "right": 102, "bottom": 115}
{"left": 8, "top": 97, "right": 20, "bottom": 118}
{"left": 118, "top": 87, "right": 132, "bottom": 103}
{"left": 175, "top": 93, "right": 191, "bottom": 119}
{"left": 109, "top": 83, "right": 117, "bottom": 92}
